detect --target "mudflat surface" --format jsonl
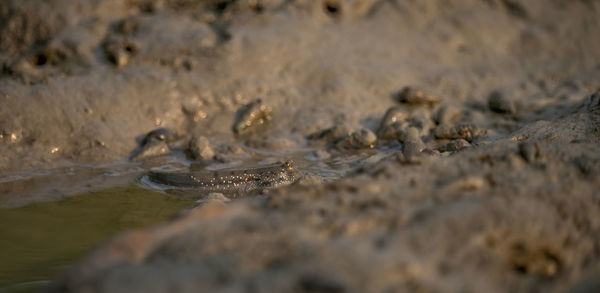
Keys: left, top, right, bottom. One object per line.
{"left": 1, "top": 0, "right": 600, "bottom": 292}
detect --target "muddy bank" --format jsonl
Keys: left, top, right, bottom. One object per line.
{"left": 0, "top": 0, "right": 599, "bottom": 292}
{"left": 48, "top": 99, "right": 600, "bottom": 292}
{"left": 2, "top": 0, "right": 599, "bottom": 175}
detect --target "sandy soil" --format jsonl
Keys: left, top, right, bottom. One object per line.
{"left": 1, "top": 0, "right": 600, "bottom": 292}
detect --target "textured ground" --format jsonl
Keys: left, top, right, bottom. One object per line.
{"left": 1, "top": 0, "right": 600, "bottom": 292}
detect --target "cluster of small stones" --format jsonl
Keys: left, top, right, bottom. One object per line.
{"left": 307, "top": 123, "right": 377, "bottom": 150}
{"left": 375, "top": 86, "right": 498, "bottom": 164}
{"left": 131, "top": 98, "right": 274, "bottom": 163}
{"left": 131, "top": 86, "right": 521, "bottom": 174}
{"left": 301, "top": 86, "right": 501, "bottom": 161}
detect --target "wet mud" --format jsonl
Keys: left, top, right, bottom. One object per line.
{"left": 1, "top": 0, "right": 600, "bottom": 292}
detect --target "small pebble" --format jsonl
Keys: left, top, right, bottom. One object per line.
{"left": 130, "top": 128, "right": 178, "bottom": 161}
{"left": 335, "top": 128, "right": 377, "bottom": 149}
{"left": 433, "top": 124, "right": 484, "bottom": 142}
{"left": 130, "top": 140, "right": 169, "bottom": 161}
{"left": 377, "top": 121, "right": 409, "bottom": 140}
{"left": 232, "top": 99, "right": 273, "bottom": 135}
{"left": 378, "top": 106, "right": 408, "bottom": 132}
{"left": 141, "top": 128, "right": 176, "bottom": 146}
{"left": 400, "top": 127, "right": 424, "bottom": 164}
{"left": 438, "top": 139, "right": 471, "bottom": 152}
{"left": 488, "top": 90, "right": 516, "bottom": 114}
{"left": 518, "top": 141, "right": 540, "bottom": 163}
{"left": 350, "top": 129, "right": 377, "bottom": 148}
{"left": 188, "top": 136, "right": 214, "bottom": 160}
{"left": 396, "top": 86, "right": 441, "bottom": 107}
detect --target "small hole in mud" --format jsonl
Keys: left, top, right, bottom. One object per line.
{"left": 514, "top": 264, "right": 528, "bottom": 274}
{"left": 215, "top": 0, "right": 233, "bottom": 14}
{"left": 124, "top": 45, "right": 135, "bottom": 53}
{"left": 297, "top": 275, "right": 345, "bottom": 293}
{"left": 324, "top": 1, "right": 341, "bottom": 16}
{"left": 34, "top": 53, "right": 47, "bottom": 66}
{"left": 251, "top": 3, "right": 264, "bottom": 13}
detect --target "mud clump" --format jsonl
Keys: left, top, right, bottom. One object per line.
{"left": 395, "top": 86, "right": 441, "bottom": 107}
{"left": 438, "top": 139, "right": 471, "bottom": 153}
{"left": 433, "top": 124, "right": 485, "bottom": 142}
{"left": 397, "top": 127, "right": 425, "bottom": 164}
{"left": 188, "top": 136, "right": 214, "bottom": 161}
{"left": 334, "top": 128, "right": 377, "bottom": 150}
{"left": 488, "top": 90, "right": 516, "bottom": 114}
{"left": 130, "top": 128, "right": 178, "bottom": 161}
{"left": 232, "top": 99, "right": 273, "bottom": 135}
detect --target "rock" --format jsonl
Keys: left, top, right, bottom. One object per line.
{"left": 188, "top": 136, "right": 214, "bottom": 161}
{"left": 130, "top": 128, "right": 177, "bottom": 161}
{"left": 232, "top": 99, "right": 273, "bottom": 135}
{"left": 350, "top": 128, "right": 377, "bottom": 148}
{"left": 377, "top": 106, "right": 408, "bottom": 134}
{"left": 438, "top": 139, "right": 471, "bottom": 152}
{"left": 130, "top": 140, "right": 169, "bottom": 161}
{"left": 400, "top": 127, "right": 424, "bottom": 164}
{"left": 377, "top": 121, "right": 409, "bottom": 140}
{"left": 488, "top": 90, "right": 516, "bottom": 114}
{"left": 433, "top": 124, "right": 484, "bottom": 142}
{"left": 395, "top": 86, "right": 441, "bottom": 107}
{"left": 335, "top": 128, "right": 377, "bottom": 149}
{"left": 140, "top": 128, "right": 177, "bottom": 146}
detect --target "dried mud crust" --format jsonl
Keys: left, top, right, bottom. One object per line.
{"left": 1, "top": 0, "right": 600, "bottom": 292}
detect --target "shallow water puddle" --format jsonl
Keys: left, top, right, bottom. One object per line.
{"left": 0, "top": 187, "right": 194, "bottom": 292}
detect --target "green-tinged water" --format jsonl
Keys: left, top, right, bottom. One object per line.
{"left": 0, "top": 187, "right": 194, "bottom": 292}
